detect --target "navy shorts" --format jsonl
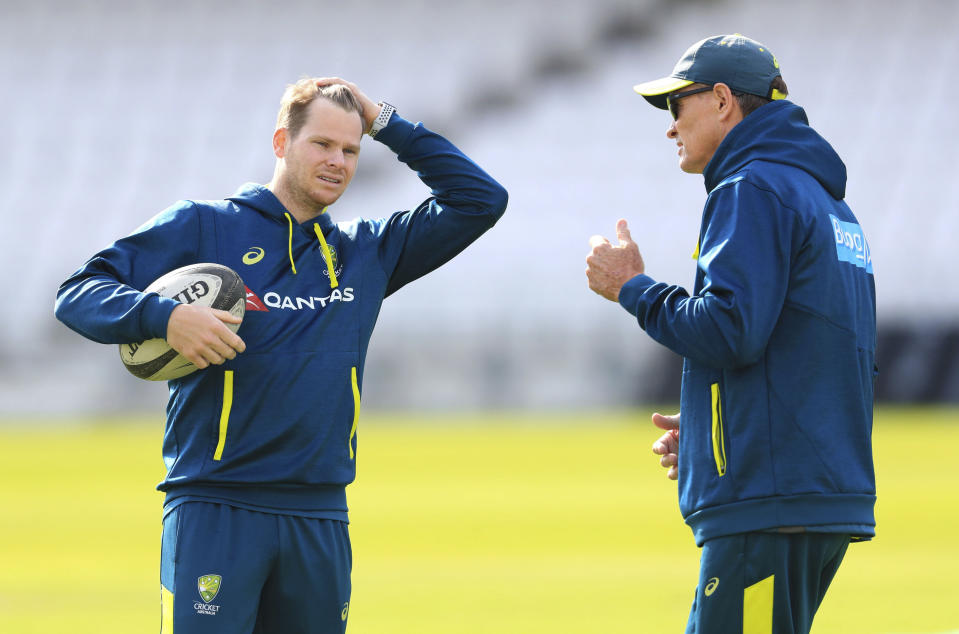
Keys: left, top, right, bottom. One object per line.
{"left": 685, "top": 531, "right": 849, "bottom": 634}
{"left": 160, "top": 502, "right": 352, "bottom": 633}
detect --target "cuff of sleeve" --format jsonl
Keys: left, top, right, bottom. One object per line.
{"left": 141, "top": 295, "right": 182, "bottom": 340}
{"left": 371, "top": 113, "right": 416, "bottom": 153}
{"left": 618, "top": 274, "right": 657, "bottom": 316}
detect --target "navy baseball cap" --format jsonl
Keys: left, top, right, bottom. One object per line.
{"left": 634, "top": 34, "right": 786, "bottom": 109}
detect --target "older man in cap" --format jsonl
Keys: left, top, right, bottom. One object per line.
{"left": 586, "top": 34, "right": 877, "bottom": 634}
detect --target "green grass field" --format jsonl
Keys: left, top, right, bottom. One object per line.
{"left": 1, "top": 407, "right": 956, "bottom": 633}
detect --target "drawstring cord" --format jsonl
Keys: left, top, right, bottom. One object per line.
{"left": 313, "top": 223, "right": 339, "bottom": 289}
{"left": 285, "top": 213, "right": 297, "bottom": 274}
{"left": 284, "top": 212, "right": 338, "bottom": 289}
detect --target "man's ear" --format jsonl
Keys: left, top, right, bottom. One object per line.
{"left": 713, "top": 83, "right": 742, "bottom": 123}
{"left": 272, "top": 128, "right": 288, "bottom": 159}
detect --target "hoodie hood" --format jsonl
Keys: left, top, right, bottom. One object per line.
{"left": 226, "top": 183, "right": 337, "bottom": 233}
{"left": 703, "top": 100, "right": 846, "bottom": 200}
{"left": 226, "top": 182, "right": 339, "bottom": 283}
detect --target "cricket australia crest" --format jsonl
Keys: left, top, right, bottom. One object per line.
{"left": 198, "top": 574, "right": 222, "bottom": 603}
{"left": 320, "top": 244, "right": 343, "bottom": 279}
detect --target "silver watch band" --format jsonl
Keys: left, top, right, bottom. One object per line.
{"left": 369, "top": 102, "right": 395, "bottom": 138}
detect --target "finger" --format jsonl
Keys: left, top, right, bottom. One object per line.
{"left": 203, "top": 338, "right": 235, "bottom": 363}
{"left": 652, "top": 412, "right": 680, "bottom": 431}
{"left": 660, "top": 453, "right": 677, "bottom": 469}
{"left": 652, "top": 431, "right": 672, "bottom": 454}
{"left": 616, "top": 219, "right": 633, "bottom": 245}
{"left": 213, "top": 329, "right": 246, "bottom": 354}
{"left": 654, "top": 433, "right": 677, "bottom": 455}
{"left": 589, "top": 235, "right": 611, "bottom": 250}
{"left": 184, "top": 350, "right": 209, "bottom": 369}
{"left": 212, "top": 308, "right": 243, "bottom": 325}
{"left": 202, "top": 352, "right": 226, "bottom": 366}
{"left": 229, "top": 334, "right": 246, "bottom": 354}
{"left": 668, "top": 465, "right": 678, "bottom": 480}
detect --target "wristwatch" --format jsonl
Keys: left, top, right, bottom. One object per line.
{"left": 369, "top": 102, "right": 395, "bottom": 138}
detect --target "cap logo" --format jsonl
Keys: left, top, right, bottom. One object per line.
{"left": 757, "top": 47, "right": 781, "bottom": 69}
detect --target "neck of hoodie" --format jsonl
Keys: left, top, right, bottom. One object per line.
{"left": 266, "top": 179, "right": 329, "bottom": 225}
{"left": 226, "top": 183, "right": 339, "bottom": 285}
{"left": 229, "top": 183, "right": 335, "bottom": 232}
{"left": 702, "top": 100, "right": 847, "bottom": 200}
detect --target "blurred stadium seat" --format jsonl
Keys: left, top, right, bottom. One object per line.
{"left": 2, "top": 0, "right": 956, "bottom": 414}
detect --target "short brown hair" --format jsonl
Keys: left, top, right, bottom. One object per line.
{"left": 276, "top": 79, "right": 365, "bottom": 139}
{"left": 735, "top": 76, "right": 789, "bottom": 117}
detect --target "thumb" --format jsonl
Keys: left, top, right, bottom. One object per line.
{"left": 616, "top": 219, "right": 633, "bottom": 246}
{"left": 652, "top": 412, "right": 680, "bottom": 431}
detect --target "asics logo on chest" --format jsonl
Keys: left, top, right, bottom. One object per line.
{"left": 242, "top": 247, "right": 266, "bottom": 265}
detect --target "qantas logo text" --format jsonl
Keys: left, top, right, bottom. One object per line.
{"left": 260, "top": 288, "right": 354, "bottom": 310}
{"left": 243, "top": 285, "right": 354, "bottom": 312}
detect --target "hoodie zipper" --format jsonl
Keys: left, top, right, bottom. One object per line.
{"left": 348, "top": 367, "right": 360, "bottom": 459}
{"left": 710, "top": 382, "right": 727, "bottom": 477}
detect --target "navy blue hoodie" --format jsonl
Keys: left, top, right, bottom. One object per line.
{"left": 618, "top": 101, "right": 876, "bottom": 546}
{"left": 55, "top": 113, "right": 508, "bottom": 519}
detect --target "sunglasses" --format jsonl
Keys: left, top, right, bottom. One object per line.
{"left": 666, "top": 85, "right": 714, "bottom": 120}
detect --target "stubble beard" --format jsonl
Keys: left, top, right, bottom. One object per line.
{"left": 281, "top": 171, "right": 337, "bottom": 221}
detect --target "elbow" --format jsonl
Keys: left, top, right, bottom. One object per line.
{"left": 717, "top": 334, "right": 767, "bottom": 369}
{"left": 731, "top": 345, "right": 766, "bottom": 369}
{"left": 698, "top": 311, "right": 768, "bottom": 369}
{"left": 487, "top": 182, "right": 508, "bottom": 222}
{"left": 53, "top": 284, "right": 73, "bottom": 325}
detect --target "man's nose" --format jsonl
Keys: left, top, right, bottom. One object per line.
{"left": 327, "top": 151, "right": 345, "bottom": 167}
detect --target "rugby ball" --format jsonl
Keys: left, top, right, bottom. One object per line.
{"left": 119, "top": 263, "right": 245, "bottom": 381}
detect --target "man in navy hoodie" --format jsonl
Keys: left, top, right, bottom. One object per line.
{"left": 56, "top": 77, "right": 507, "bottom": 633}
{"left": 586, "top": 35, "right": 876, "bottom": 633}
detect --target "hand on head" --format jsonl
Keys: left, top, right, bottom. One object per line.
{"left": 314, "top": 77, "right": 382, "bottom": 134}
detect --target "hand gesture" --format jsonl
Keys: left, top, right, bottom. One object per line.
{"left": 166, "top": 304, "right": 246, "bottom": 370}
{"left": 586, "top": 219, "right": 645, "bottom": 302}
{"left": 651, "top": 412, "right": 680, "bottom": 480}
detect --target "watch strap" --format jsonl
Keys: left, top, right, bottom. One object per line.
{"left": 369, "top": 102, "right": 395, "bottom": 138}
